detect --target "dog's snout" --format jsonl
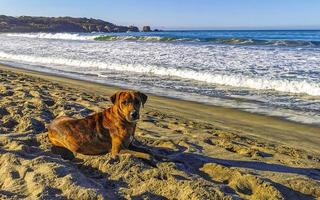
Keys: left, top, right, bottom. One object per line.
{"left": 130, "top": 110, "right": 139, "bottom": 119}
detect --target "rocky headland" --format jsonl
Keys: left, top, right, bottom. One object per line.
{"left": 0, "top": 15, "right": 140, "bottom": 33}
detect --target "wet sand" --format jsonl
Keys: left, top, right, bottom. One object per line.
{"left": 0, "top": 64, "right": 319, "bottom": 199}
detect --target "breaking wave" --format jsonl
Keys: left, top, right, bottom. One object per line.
{"left": 4, "top": 32, "right": 320, "bottom": 47}
{"left": 0, "top": 51, "right": 319, "bottom": 96}
{"left": 94, "top": 35, "right": 320, "bottom": 47}
{"left": 5, "top": 33, "right": 97, "bottom": 40}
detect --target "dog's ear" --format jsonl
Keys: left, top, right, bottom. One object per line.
{"left": 137, "top": 92, "right": 148, "bottom": 106}
{"left": 110, "top": 92, "right": 119, "bottom": 104}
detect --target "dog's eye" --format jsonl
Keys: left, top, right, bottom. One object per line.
{"left": 134, "top": 99, "right": 140, "bottom": 105}
{"left": 123, "top": 100, "right": 130, "bottom": 105}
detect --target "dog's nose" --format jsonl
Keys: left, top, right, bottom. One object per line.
{"left": 130, "top": 110, "right": 139, "bottom": 120}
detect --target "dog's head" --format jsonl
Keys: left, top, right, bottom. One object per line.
{"left": 110, "top": 91, "right": 148, "bottom": 123}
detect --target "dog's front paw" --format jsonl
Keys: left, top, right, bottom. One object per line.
{"left": 109, "top": 154, "right": 120, "bottom": 164}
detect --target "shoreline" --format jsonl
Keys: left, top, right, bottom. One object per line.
{"left": 0, "top": 63, "right": 317, "bottom": 124}
{"left": 1, "top": 64, "right": 320, "bottom": 154}
{"left": 1, "top": 61, "right": 318, "bottom": 127}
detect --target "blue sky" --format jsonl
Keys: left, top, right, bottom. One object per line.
{"left": 0, "top": 0, "right": 319, "bottom": 29}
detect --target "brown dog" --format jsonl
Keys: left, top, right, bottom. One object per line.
{"left": 48, "top": 90, "right": 151, "bottom": 160}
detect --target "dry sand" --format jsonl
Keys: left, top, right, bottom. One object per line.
{"left": 0, "top": 65, "right": 319, "bottom": 200}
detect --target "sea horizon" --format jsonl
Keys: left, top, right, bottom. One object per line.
{"left": 155, "top": 28, "right": 320, "bottom": 31}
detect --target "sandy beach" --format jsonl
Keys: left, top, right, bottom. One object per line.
{"left": 0, "top": 64, "right": 319, "bottom": 199}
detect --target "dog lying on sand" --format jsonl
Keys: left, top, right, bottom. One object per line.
{"left": 48, "top": 90, "right": 152, "bottom": 161}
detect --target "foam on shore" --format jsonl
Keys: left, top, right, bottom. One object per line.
{"left": 0, "top": 51, "right": 319, "bottom": 96}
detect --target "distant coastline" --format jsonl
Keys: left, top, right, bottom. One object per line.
{"left": 1, "top": 15, "right": 319, "bottom": 33}
{"left": 0, "top": 15, "right": 144, "bottom": 33}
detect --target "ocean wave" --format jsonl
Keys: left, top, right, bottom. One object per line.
{"left": 94, "top": 35, "right": 194, "bottom": 42}
{"left": 94, "top": 35, "right": 320, "bottom": 47}
{"left": 0, "top": 51, "right": 319, "bottom": 96}
{"left": 4, "top": 32, "right": 320, "bottom": 47}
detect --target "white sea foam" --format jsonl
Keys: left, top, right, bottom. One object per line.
{"left": 4, "top": 33, "right": 180, "bottom": 42}
{"left": 5, "top": 33, "right": 97, "bottom": 41}
{"left": 0, "top": 51, "right": 319, "bottom": 96}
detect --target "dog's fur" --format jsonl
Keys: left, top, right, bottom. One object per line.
{"left": 48, "top": 90, "right": 151, "bottom": 160}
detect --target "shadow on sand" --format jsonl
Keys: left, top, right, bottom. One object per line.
{"left": 1, "top": 133, "right": 318, "bottom": 199}
{"left": 132, "top": 140, "right": 319, "bottom": 200}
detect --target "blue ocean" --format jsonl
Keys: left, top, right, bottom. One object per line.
{"left": 0, "top": 30, "right": 319, "bottom": 125}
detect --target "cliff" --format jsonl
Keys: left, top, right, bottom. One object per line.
{"left": 0, "top": 15, "right": 139, "bottom": 33}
